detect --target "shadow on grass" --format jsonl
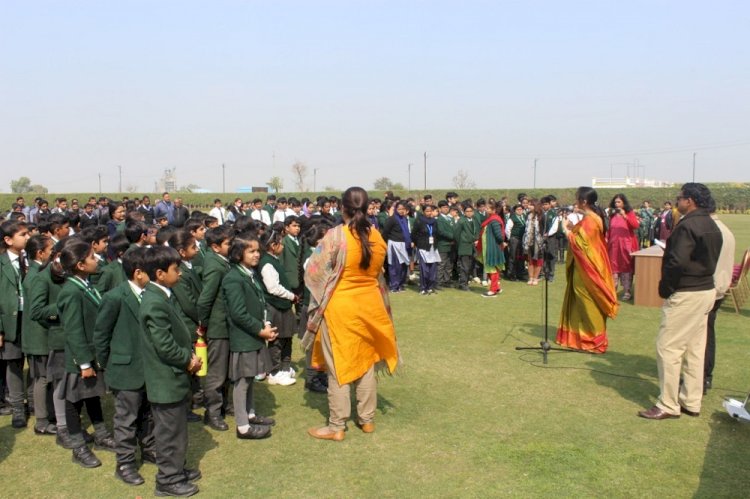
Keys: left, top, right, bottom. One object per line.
{"left": 303, "top": 387, "right": 396, "bottom": 425}
{"left": 254, "top": 381, "right": 278, "bottom": 418}
{"left": 587, "top": 350, "right": 659, "bottom": 406}
{"left": 694, "top": 411, "right": 750, "bottom": 498}
{"left": 187, "top": 424, "right": 219, "bottom": 468}
{"left": 0, "top": 421, "right": 16, "bottom": 464}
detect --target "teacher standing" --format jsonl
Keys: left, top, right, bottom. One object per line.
{"left": 304, "top": 187, "right": 399, "bottom": 441}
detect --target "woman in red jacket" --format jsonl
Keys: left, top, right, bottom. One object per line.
{"left": 607, "top": 193, "right": 640, "bottom": 301}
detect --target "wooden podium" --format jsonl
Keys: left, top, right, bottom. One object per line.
{"left": 632, "top": 245, "right": 664, "bottom": 307}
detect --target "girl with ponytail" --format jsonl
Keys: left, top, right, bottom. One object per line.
{"left": 305, "top": 187, "right": 399, "bottom": 442}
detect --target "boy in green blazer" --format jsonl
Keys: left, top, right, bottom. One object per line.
{"left": 195, "top": 226, "right": 233, "bottom": 431}
{"left": 139, "top": 246, "right": 202, "bottom": 497}
{"left": 435, "top": 200, "right": 456, "bottom": 288}
{"left": 279, "top": 216, "right": 302, "bottom": 292}
{"left": 453, "top": 206, "right": 479, "bottom": 291}
{"left": 95, "top": 233, "right": 129, "bottom": 294}
{"left": 93, "top": 247, "right": 156, "bottom": 486}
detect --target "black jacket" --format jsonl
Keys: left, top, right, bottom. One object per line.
{"left": 658, "top": 208, "right": 722, "bottom": 298}
{"left": 412, "top": 215, "right": 437, "bottom": 251}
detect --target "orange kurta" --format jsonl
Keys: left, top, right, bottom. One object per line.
{"left": 311, "top": 227, "right": 398, "bottom": 385}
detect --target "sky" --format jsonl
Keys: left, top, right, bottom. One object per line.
{"left": 1, "top": 0, "right": 749, "bottom": 194}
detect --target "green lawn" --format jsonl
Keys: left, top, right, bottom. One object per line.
{"left": 1, "top": 215, "right": 748, "bottom": 498}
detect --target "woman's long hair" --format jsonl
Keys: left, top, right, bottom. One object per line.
{"left": 342, "top": 186, "right": 372, "bottom": 270}
{"left": 608, "top": 193, "right": 633, "bottom": 214}
{"left": 576, "top": 186, "right": 607, "bottom": 235}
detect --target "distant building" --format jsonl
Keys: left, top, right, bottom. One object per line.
{"left": 157, "top": 168, "right": 177, "bottom": 192}
{"left": 592, "top": 176, "right": 673, "bottom": 188}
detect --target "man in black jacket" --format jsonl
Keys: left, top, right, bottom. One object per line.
{"left": 638, "top": 183, "right": 722, "bottom": 420}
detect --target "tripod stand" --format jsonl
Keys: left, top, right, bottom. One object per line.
{"left": 515, "top": 243, "right": 582, "bottom": 364}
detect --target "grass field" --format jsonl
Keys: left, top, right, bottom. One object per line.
{"left": 1, "top": 215, "right": 748, "bottom": 498}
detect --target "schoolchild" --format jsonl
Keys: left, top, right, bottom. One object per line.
{"left": 46, "top": 213, "right": 71, "bottom": 245}
{"left": 453, "top": 206, "right": 479, "bottom": 291}
{"left": 139, "top": 246, "right": 203, "bottom": 497}
{"left": 169, "top": 229, "right": 205, "bottom": 419}
{"left": 258, "top": 230, "right": 298, "bottom": 386}
{"left": 124, "top": 220, "right": 149, "bottom": 252}
{"left": 523, "top": 200, "right": 545, "bottom": 285}
{"left": 279, "top": 216, "right": 302, "bottom": 293}
{"left": 222, "top": 237, "right": 277, "bottom": 439}
{"left": 21, "top": 234, "right": 56, "bottom": 434}
{"left": 79, "top": 226, "right": 109, "bottom": 287}
{"left": 93, "top": 247, "right": 156, "bottom": 485}
{"left": 411, "top": 204, "right": 440, "bottom": 294}
{"left": 0, "top": 220, "right": 31, "bottom": 428}
{"left": 57, "top": 239, "right": 116, "bottom": 468}
{"left": 540, "top": 196, "right": 560, "bottom": 283}
{"left": 185, "top": 218, "right": 208, "bottom": 270}
{"left": 96, "top": 233, "right": 129, "bottom": 293}
{"left": 196, "top": 225, "right": 233, "bottom": 431}
{"left": 435, "top": 200, "right": 456, "bottom": 288}
{"left": 380, "top": 201, "right": 412, "bottom": 292}
{"left": 504, "top": 204, "right": 527, "bottom": 281}
{"left": 477, "top": 201, "right": 506, "bottom": 297}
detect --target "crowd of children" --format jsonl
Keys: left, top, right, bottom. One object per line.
{"left": 0, "top": 189, "right": 670, "bottom": 495}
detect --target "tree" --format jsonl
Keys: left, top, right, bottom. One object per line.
{"left": 373, "top": 177, "right": 395, "bottom": 191}
{"left": 267, "top": 176, "right": 284, "bottom": 193}
{"left": 291, "top": 161, "right": 308, "bottom": 191}
{"left": 29, "top": 184, "right": 49, "bottom": 194}
{"left": 392, "top": 182, "right": 406, "bottom": 191}
{"left": 10, "top": 177, "right": 32, "bottom": 193}
{"left": 452, "top": 170, "right": 476, "bottom": 189}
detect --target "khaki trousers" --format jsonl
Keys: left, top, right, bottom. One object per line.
{"left": 656, "top": 289, "right": 715, "bottom": 415}
{"left": 320, "top": 323, "right": 377, "bottom": 431}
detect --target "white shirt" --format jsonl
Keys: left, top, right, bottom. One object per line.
{"left": 209, "top": 206, "right": 227, "bottom": 224}
{"left": 260, "top": 258, "right": 295, "bottom": 300}
{"left": 151, "top": 281, "right": 172, "bottom": 298}
{"left": 128, "top": 280, "right": 145, "bottom": 301}
{"left": 251, "top": 209, "right": 271, "bottom": 226}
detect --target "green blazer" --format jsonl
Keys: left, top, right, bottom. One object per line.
{"left": 21, "top": 261, "right": 48, "bottom": 355}
{"left": 222, "top": 266, "right": 266, "bottom": 353}
{"left": 95, "top": 259, "right": 126, "bottom": 294}
{"left": 28, "top": 266, "right": 65, "bottom": 351}
{"left": 196, "top": 251, "right": 230, "bottom": 339}
{"left": 0, "top": 252, "right": 22, "bottom": 343}
{"left": 93, "top": 281, "right": 145, "bottom": 391}
{"left": 138, "top": 283, "right": 193, "bottom": 404}
{"left": 58, "top": 278, "right": 101, "bottom": 373}
{"left": 454, "top": 216, "right": 480, "bottom": 256}
{"left": 192, "top": 242, "right": 206, "bottom": 270}
{"left": 279, "top": 235, "right": 301, "bottom": 290}
{"left": 88, "top": 256, "right": 107, "bottom": 287}
{"left": 172, "top": 261, "right": 202, "bottom": 340}
{"left": 436, "top": 214, "right": 456, "bottom": 253}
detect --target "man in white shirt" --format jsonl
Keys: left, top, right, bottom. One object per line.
{"left": 208, "top": 199, "right": 228, "bottom": 225}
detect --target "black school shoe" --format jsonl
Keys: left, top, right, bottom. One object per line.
{"left": 186, "top": 411, "right": 201, "bottom": 423}
{"left": 72, "top": 445, "right": 102, "bottom": 468}
{"left": 248, "top": 415, "right": 275, "bottom": 426}
{"left": 236, "top": 424, "right": 271, "bottom": 440}
{"left": 56, "top": 427, "right": 75, "bottom": 449}
{"left": 184, "top": 468, "right": 202, "bottom": 482}
{"left": 304, "top": 377, "right": 327, "bottom": 393}
{"left": 95, "top": 433, "right": 117, "bottom": 452}
{"left": 115, "top": 462, "right": 145, "bottom": 486}
{"left": 203, "top": 413, "right": 229, "bottom": 431}
{"left": 11, "top": 408, "right": 27, "bottom": 428}
{"left": 155, "top": 480, "right": 199, "bottom": 497}
{"left": 34, "top": 422, "right": 57, "bottom": 435}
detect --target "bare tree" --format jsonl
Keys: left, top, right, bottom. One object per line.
{"left": 291, "top": 161, "right": 308, "bottom": 191}
{"left": 452, "top": 169, "right": 476, "bottom": 189}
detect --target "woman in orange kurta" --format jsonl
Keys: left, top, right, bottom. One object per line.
{"left": 304, "top": 187, "right": 399, "bottom": 441}
{"left": 556, "top": 187, "right": 619, "bottom": 353}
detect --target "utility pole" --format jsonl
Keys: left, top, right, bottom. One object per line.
{"left": 313, "top": 168, "right": 318, "bottom": 192}
{"left": 423, "top": 152, "right": 427, "bottom": 190}
{"left": 117, "top": 165, "right": 122, "bottom": 192}
{"left": 533, "top": 158, "right": 538, "bottom": 189}
{"left": 222, "top": 163, "right": 226, "bottom": 193}
{"left": 98, "top": 173, "right": 102, "bottom": 194}
{"left": 692, "top": 152, "right": 696, "bottom": 182}
{"left": 408, "top": 163, "right": 412, "bottom": 191}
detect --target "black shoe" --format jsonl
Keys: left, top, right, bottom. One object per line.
{"left": 34, "top": 422, "right": 57, "bottom": 435}
{"left": 203, "top": 413, "right": 229, "bottom": 431}
{"left": 72, "top": 445, "right": 102, "bottom": 468}
{"left": 11, "top": 408, "right": 27, "bottom": 428}
{"left": 56, "top": 427, "right": 75, "bottom": 449}
{"left": 155, "top": 480, "right": 199, "bottom": 497}
{"left": 224, "top": 406, "right": 235, "bottom": 417}
{"left": 0, "top": 405, "right": 11, "bottom": 416}
{"left": 186, "top": 411, "right": 201, "bottom": 423}
{"left": 305, "top": 377, "right": 327, "bottom": 393}
{"left": 115, "top": 463, "right": 145, "bottom": 486}
{"left": 184, "top": 467, "right": 202, "bottom": 482}
{"left": 141, "top": 450, "right": 157, "bottom": 465}
{"left": 248, "top": 415, "right": 275, "bottom": 426}
{"left": 95, "top": 434, "right": 117, "bottom": 452}
{"left": 236, "top": 425, "right": 271, "bottom": 440}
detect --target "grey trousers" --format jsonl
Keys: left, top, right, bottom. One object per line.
{"left": 232, "top": 377, "right": 255, "bottom": 427}
{"left": 0, "top": 358, "right": 24, "bottom": 408}
{"left": 204, "top": 338, "right": 230, "bottom": 417}
{"left": 320, "top": 323, "right": 377, "bottom": 431}
{"left": 52, "top": 377, "right": 67, "bottom": 427}
{"left": 113, "top": 388, "right": 156, "bottom": 465}
{"left": 152, "top": 398, "right": 189, "bottom": 486}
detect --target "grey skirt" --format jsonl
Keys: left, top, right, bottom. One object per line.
{"left": 60, "top": 371, "right": 106, "bottom": 403}
{"left": 28, "top": 354, "right": 49, "bottom": 379}
{"left": 230, "top": 348, "right": 272, "bottom": 382}
{"left": 46, "top": 350, "right": 66, "bottom": 381}
{"left": 267, "top": 304, "right": 296, "bottom": 339}
{"left": 0, "top": 339, "right": 23, "bottom": 360}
